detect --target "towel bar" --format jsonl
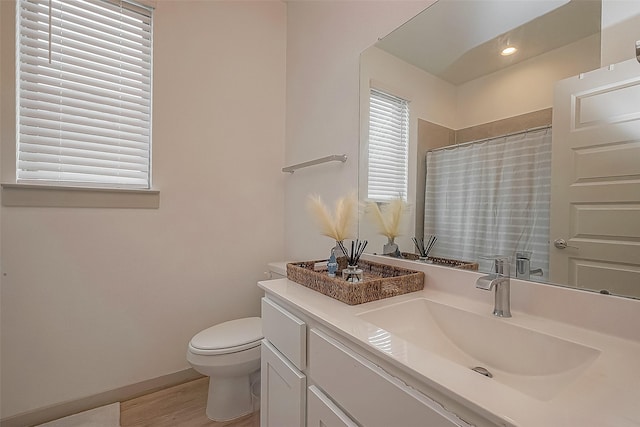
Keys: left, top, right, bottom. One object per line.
{"left": 282, "top": 154, "right": 347, "bottom": 173}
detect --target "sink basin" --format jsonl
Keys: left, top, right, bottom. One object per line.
{"left": 357, "top": 298, "right": 600, "bottom": 400}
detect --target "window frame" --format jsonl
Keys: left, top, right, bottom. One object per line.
{"left": 15, "top": 0, "right": 154, "bottom": 191}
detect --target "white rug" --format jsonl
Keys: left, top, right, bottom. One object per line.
{"left": 36, "top": 403, "right": 120, "bottom": 427}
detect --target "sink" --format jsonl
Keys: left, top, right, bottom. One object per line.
{"left": 357, "top": 298, "right": 600, "bottom": 400}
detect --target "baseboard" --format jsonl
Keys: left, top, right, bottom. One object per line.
{"left": 0, "top": 369, "right": 202, "bottom": 427}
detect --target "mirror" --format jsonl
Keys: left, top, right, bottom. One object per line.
{"left": 359, "top": 0, "right": 639, "bottom": 299}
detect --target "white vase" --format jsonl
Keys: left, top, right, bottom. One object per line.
{"left": 383, "top": 237, "right": 400, "bottom": 257}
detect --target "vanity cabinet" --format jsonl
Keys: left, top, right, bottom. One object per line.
{"left": 261, "top": 296, "right": 472, "bottom": 427}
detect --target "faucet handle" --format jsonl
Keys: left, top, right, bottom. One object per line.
{"left": 494, "top": 257, "right": 510, "bottom": 276}
{"left": 479, "top": 255, "right": 510, "bottom": 276}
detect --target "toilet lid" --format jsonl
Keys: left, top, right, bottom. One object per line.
{"left": 190, "top": 317, "right": 262, "bottom": 354}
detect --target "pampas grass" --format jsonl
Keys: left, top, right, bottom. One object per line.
{"left": 307, "top": 193, "right": 357, "bottom": 242}
{"left": 366, "top": 198, "right": 407, "bottom": 240}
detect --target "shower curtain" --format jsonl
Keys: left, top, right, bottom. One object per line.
{"left": 424, "top": 128, "right": 551, "bottom": 278}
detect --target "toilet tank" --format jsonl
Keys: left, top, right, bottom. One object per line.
{"left": 266, "top": 262, "right": 288, "bottom": 279}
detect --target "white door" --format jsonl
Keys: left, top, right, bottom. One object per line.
{"left": 550, "top": 58, "right": 640, "bottom": 297}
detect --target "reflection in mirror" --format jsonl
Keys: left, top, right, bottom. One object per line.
{"left": 359, "top": 0, "right": 640, "bottom": 299}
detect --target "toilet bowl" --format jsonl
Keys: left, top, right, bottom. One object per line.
{"left": 187, "top": 316, "right": 262, "bottom": 421}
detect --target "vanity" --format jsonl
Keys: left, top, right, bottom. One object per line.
{"left": 259, "top": 254, "right": 640, "bottom": 427}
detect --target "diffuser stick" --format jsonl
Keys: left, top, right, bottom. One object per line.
{"left": 412, "top": 237, "right": 426, "bottom": 257}
{"left": 414, "top": 235, "right": 437, "bottom": 257}
{"left": 338, "top": 241, "right": 349, "bottom": 259}
{"left": 356, "top": 240, "right": 368, "bottom": 262}
{"left": 339, "top": 239, "right": 368, "bottom": 266}
{"left": 351, "top": 240, "right": 355, "bottom": 265}
{"left": 425, "top": 235, "right": 437, "bottom": 256}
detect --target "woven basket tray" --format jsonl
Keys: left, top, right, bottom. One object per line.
{"left": 286, "top": 258, "right": 424, "bottom": 305}
{"left": 400, "top": 253, "right": 479, "bottom": 271}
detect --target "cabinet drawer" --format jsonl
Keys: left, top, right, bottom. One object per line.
{"left": 262, "top": 297, "right": 306, "bottom": 370}
{"left": 309, "top": 329, "right": 471, "bottom": 427}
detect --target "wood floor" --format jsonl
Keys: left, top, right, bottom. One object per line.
{"left": 120, "top": 377, "right": 259, "bottom": 427}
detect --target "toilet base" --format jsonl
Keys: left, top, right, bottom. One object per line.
{"left": 205, "top": 375, "right": 254, "bottom": 421}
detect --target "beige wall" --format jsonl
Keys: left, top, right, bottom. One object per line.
{"left": 284, "top": 0, "right": 433, "bottom": 261}
{"left": 601, "top": 0, "right": 640, "bottom": 66}
{"left": 0, "top": 1, "right": 285, "bottom": 419}
{"left": 456, "top": 34, "right": 601, "bottom": 129}
{"left": 359, "top": 45, "right": 455, "bottom": 253}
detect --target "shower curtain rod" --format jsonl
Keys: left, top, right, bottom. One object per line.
{"left": 427, "top": 124, "right": 551, "bottom": 153}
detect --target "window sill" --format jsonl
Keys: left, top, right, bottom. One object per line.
{"left": 1, "top": 183, "right": 160, "bottom": 209}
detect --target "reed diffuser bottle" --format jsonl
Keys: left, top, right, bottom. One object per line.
{"left": 413, "top": 235, "right": 437, "bottom": 262}
{"left": 338, "top": 239, "right": 367, "bottom": 282}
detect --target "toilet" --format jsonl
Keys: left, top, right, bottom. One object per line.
{"left": 186, "top": 262, "right": 287, "bottom": 421}
{"left": 187, "top": 317, "right": 263, "bottom": 421}
{"left": 266, "top": 261, "right": 287, "bottom": 280}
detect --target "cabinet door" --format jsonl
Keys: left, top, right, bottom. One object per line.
{"left": 307, "top": 385, "right": 358, "bottom": 427}
{"left": 261, "top": 340, "right": 306, "bottom": 427}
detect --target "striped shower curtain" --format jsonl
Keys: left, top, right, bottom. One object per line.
{"left": 424, "top": 128, "right": 552, "bottom": 278}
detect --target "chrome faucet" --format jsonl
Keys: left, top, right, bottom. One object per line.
{"left": 476, "top": 258, "right": 511, "bottom": 318}
{"left": 515, "top": 251, "right": 543, "bottom": 280}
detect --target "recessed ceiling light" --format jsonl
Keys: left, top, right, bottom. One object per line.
{"left": 501, "top": 46, "right": 517, "bottom": 56}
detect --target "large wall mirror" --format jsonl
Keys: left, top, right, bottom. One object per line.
{"left": 359, "top": 0, "right": 640, "bottom": 299}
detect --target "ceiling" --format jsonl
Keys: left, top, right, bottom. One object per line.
{"left": 375, "top": 0, "right": 602, "bottom": 85}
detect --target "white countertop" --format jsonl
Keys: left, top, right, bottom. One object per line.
{"left": 259, "top": 256, "right": 640, "bottom": 427}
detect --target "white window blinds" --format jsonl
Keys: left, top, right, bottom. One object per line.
{"left": 17, "top": 0, "right": 153, "bottom": 188}
{"left": 367, "top": 88, "right": 409, "bottom": 201}
{"left": 424, "top": 128, "right": 552, "bottom": 278}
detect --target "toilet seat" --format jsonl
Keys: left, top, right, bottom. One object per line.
{"left": 189, "top": 317, "right": 262, "bottom": 355}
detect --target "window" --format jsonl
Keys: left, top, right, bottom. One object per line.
{"left": 367, "top": 88, "right": 409, "bottom": 201}
{"left": 16, "top": 0, "right": 153, "bottom": 189}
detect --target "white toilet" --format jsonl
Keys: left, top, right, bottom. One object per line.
{"left": 186, "top": 262, "right": 288, "bottom": 421}
{"left": 187, "top": 316, "right": 263, "bottom": 421}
